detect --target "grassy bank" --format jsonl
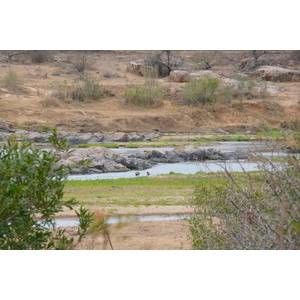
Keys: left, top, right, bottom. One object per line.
{"left": 64, "top": 172, "right": 235, "bottom": 207}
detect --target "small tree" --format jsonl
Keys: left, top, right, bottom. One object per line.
{"left": 251, "top": 50, "right": 266, "bottom": 70}
{"left": 0, "top": 133, "right": 93, "bottom": 250}
{"left": 191, "top": 51, "right": 216, "bottom": 70}
{"left": 72, "top": 51, "right": 91, "bottom": 74}
{"left": 143, "top": 51, "right": 180, "bottom": 77}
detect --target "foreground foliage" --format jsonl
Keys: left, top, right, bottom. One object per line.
{"left": 0, "top": 136, "right": 94, "bottom": 250}
{"left": 190, "top": 154, "right": 300, "bottom": 249}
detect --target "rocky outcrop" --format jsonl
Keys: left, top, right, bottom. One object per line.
{"left": 143, "top": 149, "right": 180, "bottom": 163}
{"left": 0, "top": 120, "right": 15, "bottom": 132}
{"left": 126, "top": 60, "right": 158, "bottom": 77}
{"left": 54, "top": 144, "right": 249, "bottom": 175}
{"left": 169, "top": 70, "right": 191, "bottom": 82}
{"left": 58, "top": 147, "right": 153, "bottom": 175}
{"left": 0, "top": 130, "right": 162, "bottom": 144}
{"left": 174, "top": 145, "right": 228, "bottom": 160}
{"left": 129, "top": 145, "right": 249, "bottom": 164}
{"left": 253, "top": 66, "right": 300, "bottom": 82}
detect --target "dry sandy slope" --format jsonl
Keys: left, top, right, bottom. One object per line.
{"left": 1, "top": 50, "right": 299, "bottom": 133}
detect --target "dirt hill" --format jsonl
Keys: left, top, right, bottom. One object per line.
{"left": 0, "top": 50, "right": 299, "bottom": 134}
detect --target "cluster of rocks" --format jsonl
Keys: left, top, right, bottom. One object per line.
{"left": 58, "top": 147, "right": 154, "bottom": 175}
{"left": 130, "top": 145, "right": 248, "bottom": 163}
{"left": 0, "top": 128, "right": 162, "bottom": 144}
{"left": 58, "top": 145, "right": 249, "bottom": 175}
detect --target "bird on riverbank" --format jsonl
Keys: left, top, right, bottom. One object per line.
{"left": 146, "top": 172, "right": 150, "bottom": 176}
{"left": 135, "top": 172, "right": 140, "bottom": 176}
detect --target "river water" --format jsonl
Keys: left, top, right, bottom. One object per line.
{"left": 51, "top": 214, "right": 192, "bottom": 228}
{"left": 57, "top": 141, "right": 287, "bottom": 227}
{"left": 68, "top": 141, "right": 287, "bottom": 181}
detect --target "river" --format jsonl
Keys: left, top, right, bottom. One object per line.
{"left": 68, "top": 141, "right": 287, "bottom": 181}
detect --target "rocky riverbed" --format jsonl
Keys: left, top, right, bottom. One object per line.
{"left": 0, "top": 127, "right": 162, "bottom": 144}
{"left": 57, "top": 145, "right": 249, "bottom": 175}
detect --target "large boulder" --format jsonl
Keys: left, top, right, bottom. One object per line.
{"left": 126, "top": 60, "right": 158, "bottom": 77}
{"left": 145, "top": 149, "right": 180, "bottom": 163}
{"left": 116, "top": 157, "right": 153, "bottom": 170}
{"left": 169, "top": 70, "right": 191, "bottom": 82}
{"left": 253, "top": 66, "right": 300, "bottom": 82}
{"left": 103, "top": 132, "right": 130, "bottom": 142}
{"left": 173, "top": 145, "right": 231, "bottom": 161}
{"left": 0, "top": 120, "right": 15, "bottom": 132}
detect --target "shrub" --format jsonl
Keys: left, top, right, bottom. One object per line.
{"left": 48, "top": 77, "right": 103, "bottom": 103}
{"left": 2, "top": 71, "right": 22, "bottom": 93}
{"left": 231, "top": 73, "right": 257, "bottom": 99}
{"left": 72, "top": 52, "right": 92, "bottom": 73}
{"left": 124, "top": 79, "right": 165, "bottom": 108}
{"left": 40, "top": 96, "right": 61, "bottom": 108}
{"left": 36, "top": 124, "right": 56, "bottom": 133}
{"left": 71, "top": 77, "right": 102, "bottom": 102}
{"left": 30, "top": 50, "right": 52, "bottom": 63}
{"left": 229, "top": 74, "right": 270, "bottom": 100}
{"left": 182, "top": 77, "right": 220, "bottom": 106}
{"left": 0, "top": 134, "right": 94, "bottom": 250}
{"left": 190, "top": 152, "right": 300, "bottom": 250}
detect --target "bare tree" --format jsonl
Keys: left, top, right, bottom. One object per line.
{"left": 251, "top": 50, "right": 266, "bottom": 69}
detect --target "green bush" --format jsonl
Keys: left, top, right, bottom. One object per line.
{"left": 229, "top": 74, "right": 270, "bottom": 100}
{"left": 182, "top": 77, "right": 220, "bottom": 106}
{"left": 2, "top": 71, "right": 21, "bottom": 92}
{"left": 124, "top": 79, "right": 165, "bottom": 108}
{"left": 71, "top": 77, "right": 102, "bottom": 102}
{"left": 190, "top": 153, "right": 300, "bottom": 250}
{"left": 49, "top": 77, "right": 103, "bottom": 103}
{"left": 0, "top": 134, "right": 93, "bottom": 250}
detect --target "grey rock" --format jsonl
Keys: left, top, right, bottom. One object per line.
{"left": 254, "top": 66, "right": 300, "bottom": 82}
{"left": 0, "top": 119, "right": 15, "bottom": 132}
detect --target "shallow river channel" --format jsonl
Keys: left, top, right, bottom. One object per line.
{"left": 53, "top": 141, "right": 289, "bottom": 227}
{"left": 68, "top": 141, "right": 287, "bottom": 181}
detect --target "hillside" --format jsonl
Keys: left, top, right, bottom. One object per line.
{"left": 0, "top": 50, "right": 299, "bottom": 134}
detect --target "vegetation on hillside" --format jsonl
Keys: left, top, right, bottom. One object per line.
{"left": 124, "top": 79, "right": 165, "bottom": 108}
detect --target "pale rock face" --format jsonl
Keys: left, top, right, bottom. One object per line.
{"left": 254, "top": 66, "right": 300, "bottom": 82}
